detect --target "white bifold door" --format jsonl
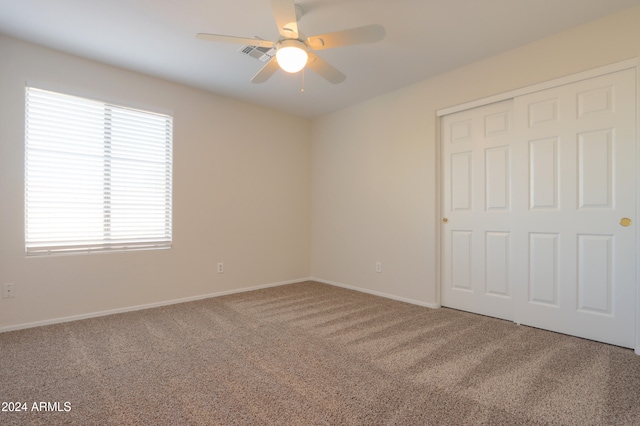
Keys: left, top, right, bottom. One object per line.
{"left": 442, "top": 68, "right": 637, "bottom": 349}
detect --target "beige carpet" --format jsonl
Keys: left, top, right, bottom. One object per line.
{"left": 1, "top": 281, "right": 639, "bottom": 425}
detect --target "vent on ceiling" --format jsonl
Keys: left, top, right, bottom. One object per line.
{"left": 238, "top": 39, "right": 275, "bottom": 62}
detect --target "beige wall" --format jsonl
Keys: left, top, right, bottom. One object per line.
{"left": 3, "top": 5, "right": 640, "bottom": 330}
{"left": 0, "top": 36, "right": 312, "bottom": 329}
{"left": 310, "top": 6, "right": 640, "bottom": 305}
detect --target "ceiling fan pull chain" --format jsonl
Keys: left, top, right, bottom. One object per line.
{"left": 301, "top": 68, "right": 305, "bottom": 94}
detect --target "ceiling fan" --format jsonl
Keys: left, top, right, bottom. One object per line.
{"left": 196, "top": 0, "right": 385, "bottom": 84}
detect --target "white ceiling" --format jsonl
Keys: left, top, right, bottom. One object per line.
{"left": 1, "top": 0, "right": 640, "bottom": 118}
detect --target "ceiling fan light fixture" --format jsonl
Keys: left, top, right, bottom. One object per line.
{"left": 276, "top": 39, "right": 308, "bottom": 73}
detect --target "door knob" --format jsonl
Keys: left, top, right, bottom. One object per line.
{"left": 442, "top": 218, "right": 448, "bottom": 224}
{"left": 620, "top": 218, "right": 632, "bottom": 227}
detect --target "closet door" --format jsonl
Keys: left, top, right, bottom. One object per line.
{"left": 441, "top": 100, "right": 514, "bottom": 321}
{"left": 441, "top": 68, "right": 637, "bottom": 348}
{"left": 511, "top": 68, "right": 637, "bottom": 348}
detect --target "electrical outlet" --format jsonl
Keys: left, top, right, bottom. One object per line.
{"left": 3, "top": 283, "right": 15, "bottom": 298}
{"left": 217, "top": 262, "right": 224, "bottom": 274}
{"left": 375, "top": 262, "right": 382, "bottom": 273}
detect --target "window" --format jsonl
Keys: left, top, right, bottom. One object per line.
{"left": 25, "top": 87, "right": 173, "bottom": 255}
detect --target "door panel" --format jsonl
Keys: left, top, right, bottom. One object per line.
{"left": 451, "top": 152, "right": 473, "bottom": 211}
{"left": 512, "top": 68, "right": 636, "bottom": 348}
{"left": 578, "top": 130, "right": 612, "bottom": 208}
{"left": 528, "top": 233, "right": 558, "bottom": 306}
{"left": 485, "top": 147, "right": 510, "bottom": 210}
{"left": 485, "top": 231, "right": 510, "bottom": 296}
{"left": 451, "top": 231, "right": 473, "bottom": 290}
{"left": 442, "top": 100, "right": 514, "bottom": 321}
{"left": 529, "top": 138, "right": 558, "bottom": 209}
{"left": 577, "top": 234, "right": 612, "bottom": 314}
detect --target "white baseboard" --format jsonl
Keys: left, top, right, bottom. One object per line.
{"left": 311, "top": 277, "right": 440, "bottom": 309}
{"left": 0, "top": 277, "right": 310, "bottom": 333}
{"left": 0, "top": 277, "right": 439, "bottom": 333}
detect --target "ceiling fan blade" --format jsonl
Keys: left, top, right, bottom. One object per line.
{"left": 306, "top": 52, "right": 346, "bottom": 84}
{"left": 306, "top": 24, "right": 385, "bottom": 50}
{"left": 270, "top": 0, "right": 299, "bottom": 39}
{"left": 196, "top": 33, "right": 275, "bottom": 48}
{"left": 251, "top": 57, "right": 280, "bottom": 84}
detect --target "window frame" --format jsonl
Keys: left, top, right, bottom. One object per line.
{"left": 24, "top": 86, "right": 174, "bottom": 256}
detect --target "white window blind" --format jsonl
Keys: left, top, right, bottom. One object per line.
{"left": 25, "top": 87, "right": 173, "bottom": 255}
